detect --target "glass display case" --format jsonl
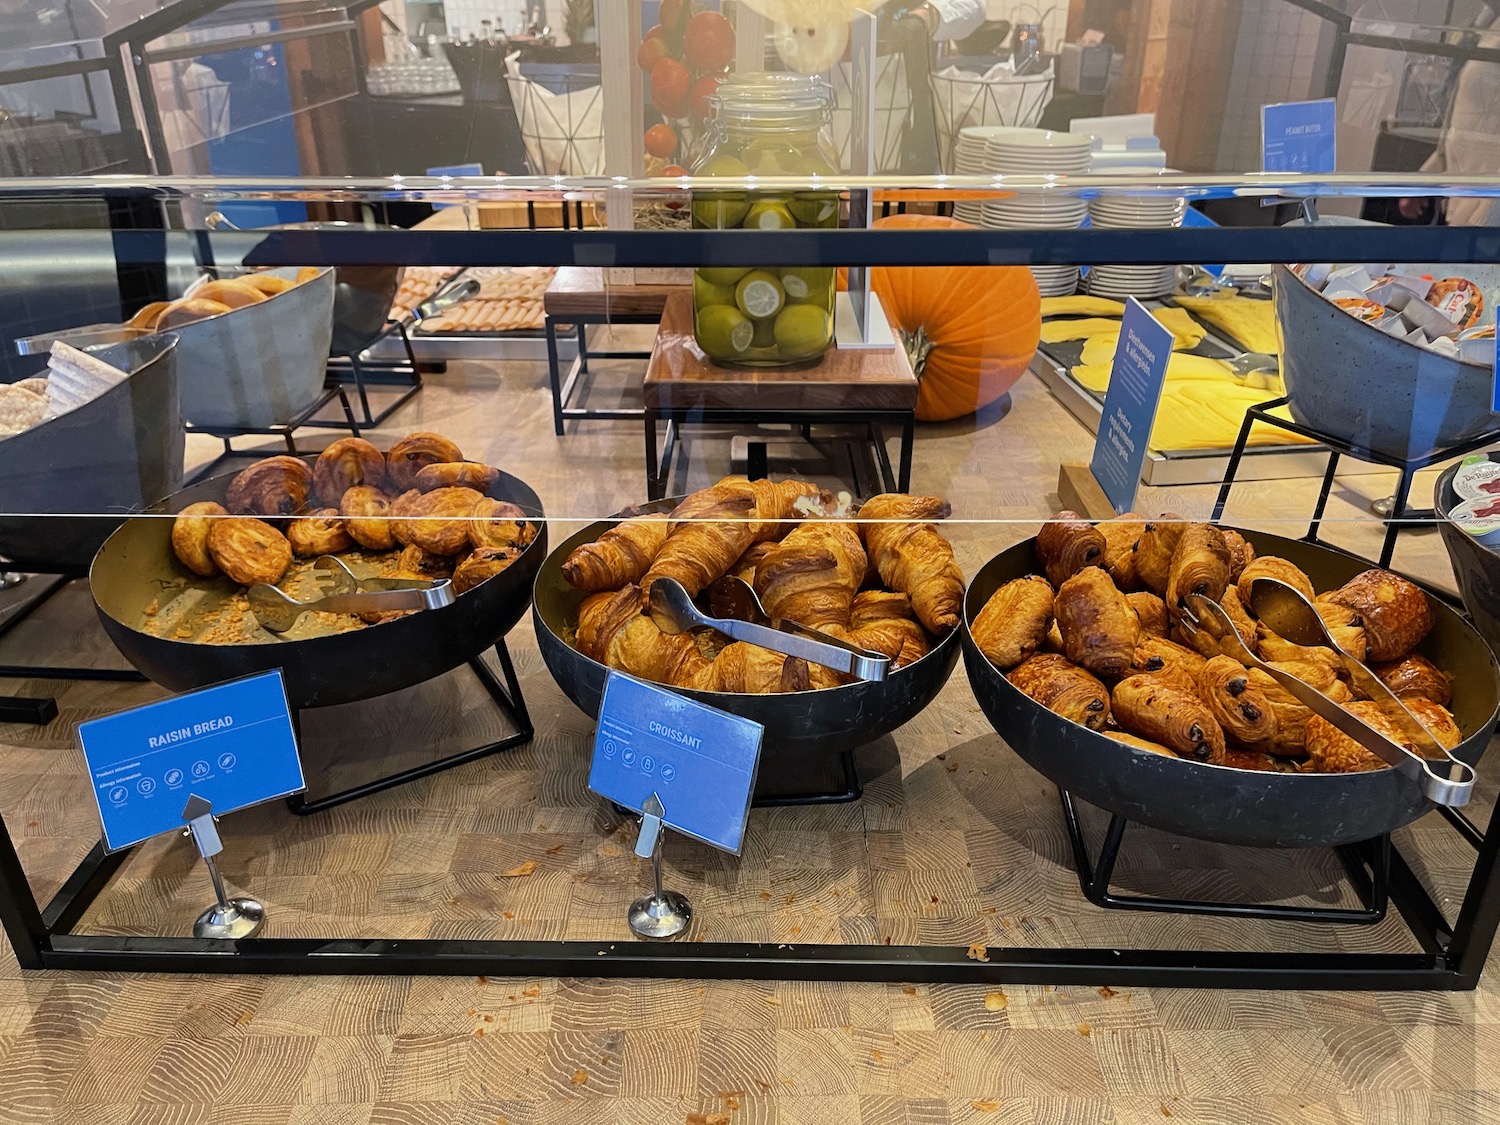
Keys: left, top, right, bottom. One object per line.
{"left": 3, "top": 1, "right": 1500, "bottom": 993}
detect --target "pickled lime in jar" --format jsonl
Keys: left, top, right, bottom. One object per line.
{"left": 692, "top": 73, "right": 839, "bottom": 366}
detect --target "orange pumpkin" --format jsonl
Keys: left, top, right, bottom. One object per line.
{"left": 843, "top": 214, "right": 1041, "bottom": 422}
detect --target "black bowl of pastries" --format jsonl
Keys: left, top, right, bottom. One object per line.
{"left": 533, "top": 477, "right": 963, "bottom": 801}
{"left": 90, "top": 433, "right": 546, "bottom": 709}
{"left": 962, "top": 513, "right": 1500, "bottom": 849}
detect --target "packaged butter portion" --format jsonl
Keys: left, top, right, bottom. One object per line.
{"left": 1449, "top": 497, "right": 1500, "bottom": 546}
{"left": 1454, "top": 457, "right": 1500, "bottom": 503}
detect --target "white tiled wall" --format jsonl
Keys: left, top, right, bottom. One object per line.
{"left": 1216, "top": 0, "right": 1330, "bottom": 172}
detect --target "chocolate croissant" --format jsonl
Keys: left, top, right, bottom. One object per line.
{"left": 397, "top": 543, "right": 456, "bottom": 580}
{"left": 1407, "top": 698, "right": 1462, "bottom": 750}
{"left": 1126, "top": 591, "right": 1169, "bottom": 639}
{"left": 1055, "top": 566, "right": 1140, "bottom": 680}
{"left": 1221, "top": 529, "right": 1255, "bottom": 584}
{"left": 1036, "top": 511, "right": 1106, "bottom": 589}
{"left": 414, "top": 461, "right": 501, "bottom": 494}
{"left": 1131, "top": 514, "right": 1185, "bottom": 595}
{"left": 858, "top": 494, "right": 965, "bottom": 635}
{"left": 172, "top": 501, "right": 227, "bottom": 577}
{"left": 225, "top": 455, "right": 311, "bottom": 517}
{"left": 1127, "top": 635, "right": 1207, "bottom": 681}
{"left": 312, "top": 438, "right": 385, "bottom": 504}
{"left": 340, "top": 485, "right": 397, "bottom": 551}
{"left": 564, "top": 515, "right": 669, "bottom": 591}
{"left": 407, "top": 486, "right": 484, "bottom": 556}
{"left": 286, "top": 508, "right": 354, "bottom": 557}
{"left": 1313, "top": 600, "right": 1368, "bottom": 662}
{"left": 1197, "top": 655, "right": 1277, "bottom": 751}
{"left": 1111, "top": 674, "right": 1226, "bottom": 763}
{"left": 754, "top": 519, "right": 867, "bottom": 630}
{"left": 1253, "top": 624, "right": 1344, "bottom": 683}
{"left": 468, "top": 499, "right": 536, "bottom": 552}
{"left": 207, "top": 517, "right": 292, "bottom": 587}
{"left": 971, "top": 575, "right": 1055, "bottom": 670}
{"left": 386, "top": 432, "right": 464, "bottom": 491}
{"left": 1098, "top": 512, "right": 1144, "bottom": 591}
{"left": 1304, "top": 701, "right": 1406, "bottom": 773}
{"left": 1326, "top": 569, "right": 1434, "bottom": 662}
{"left": 1165, "top": 524, "right": 1231, "bottom": 609}
{"left": 1104, "top": 730, "right": 1175, "bottom": 756}
{"left": 1244, "top": 659, "right": 1352, "bottom": 756}
{"left": 452, "top": 545, "right": 521, "bottom": 594}
{"left": 1373, "top": 653, "right": 1453, "bottom": 706}
{"left": 1008, "top": 654, "right": 1110, "bottom": 730}
{"left": 1236, "top": 556, "right": 1315, "bottom": 610}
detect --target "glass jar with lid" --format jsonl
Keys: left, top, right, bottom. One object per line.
{"left": 691, "top": 73, "right": 840, "bottom": 367}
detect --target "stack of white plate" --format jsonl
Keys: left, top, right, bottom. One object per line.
{"left": 951, "top": 125, "right": 1017, "bottom": 224}
{"left": 1086, "top": 194, "right": 1187, "bottom": 300}
{"left": 978, "top": 128, "right": 1092, "bottom": 297}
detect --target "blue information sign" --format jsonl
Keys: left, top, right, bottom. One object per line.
{"left": 1493, "top": 331, "right": 1499, "bottom": 414}
{"left": 78, "top": 671, "right": 304, "bottom": 852}
{"left": 1262, "top": 98, "right": 1337, "bottom": 174}
{"left": 1089, "top": 297, "right": 1175, "bottom": 515}
{"left": 588, "top": 672, "right": 763, "bottom": 855}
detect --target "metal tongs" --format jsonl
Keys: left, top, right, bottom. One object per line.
{"left": 1180, "top": 580, "right": 1475, "bottom": 807}
{"left": 647, "top": 577, "right": 890, "bottom": 682}
{"left": 246, "top": 557, "right": 454, "bottom": 634}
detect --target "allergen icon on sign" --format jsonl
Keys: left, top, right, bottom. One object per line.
{"left": 192, "top": 760, "right": 211, "bottom": 778}
{"left": 603, "top": 739, "right": 617, "bottom": 757}
{"left": 217, "top": 753, "right": 236, "bottom": 770}
{"left": 660, "top": 764, "right": 676, "bottom": 782}
{"left": 640, "top": 755, "right": 655, "bottom": 775}
{"left": 137, "top": 778, "right": 156, "bottom": 796}
{"left": 165, "top": 768, "right": 184, "bottom": 787}
{"left": 108, "top": 786, "right": 128, "bottom": 803}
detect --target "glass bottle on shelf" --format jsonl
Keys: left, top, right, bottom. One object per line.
{"left": 691, "top": 73, "right": 841, "bottom": 367}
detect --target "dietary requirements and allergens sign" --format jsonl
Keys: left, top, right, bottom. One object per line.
{"left": 1089, "top": 297, "right": 1174, "bottom": 514}
{"left": 78, "top": 670, "right": 304, "bottom": 852}
{"left": 588, "top": 672, "right": 763, "bottom": 855}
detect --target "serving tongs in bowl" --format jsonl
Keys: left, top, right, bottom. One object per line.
{"left": 1181, "top": 581, "right": 1475, "bottom": 807}
{"left": 247, "top": 557, "right": 454, "bottom": 634}
{"left": 648, "top": 577, "right": 891, "bottom": 682}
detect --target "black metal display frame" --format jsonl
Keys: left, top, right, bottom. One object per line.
{"left": 4, "top": 194, "right": 1500, "bottom": 986}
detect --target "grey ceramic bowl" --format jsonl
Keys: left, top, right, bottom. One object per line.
{"left": 0, "top": 333, "right": 182, "bottom": 574}
{"left": 1275, "top": 258, "right": 1500, "bottom": 462}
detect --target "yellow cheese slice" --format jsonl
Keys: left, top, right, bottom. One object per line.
{"left": 1039, "top": 296, "right": 1127, "bottom": 318}
{"left": 1043, "top": 306, "right": 1206, "bottom": 351}
{"left": 1172, "top": 295, "right": 1280, "bottom": 354}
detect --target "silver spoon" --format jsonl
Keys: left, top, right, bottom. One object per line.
{"left": 247, "top": 578, "right": 454, "bottom": 634}
{"left": 1179, "top": 589, "right": 1473, "bottom": 807}
{"left": 648, "top": 577, "right": 890, "bottom": 682}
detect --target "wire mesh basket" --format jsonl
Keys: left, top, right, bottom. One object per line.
{"left": 505, "top": 65, "right": 604, "bottom": 176}
{"left": 931, "top": 61, "right": 1055, "bottom": 173}
{"left": 828, "top": 52, "right": 910, "bottom": 173}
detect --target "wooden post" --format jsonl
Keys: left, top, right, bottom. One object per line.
{"left": 1056, "top": 463, "right": 1119, "bottom": 520}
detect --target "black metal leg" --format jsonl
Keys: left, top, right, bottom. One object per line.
{"left": 898, "top": 415, "right": 914, "bottom": 492}
{"left": 645, "top": 411, "right": 662, "bottom": 500}
{"left": 0, "top": 809, "right": 46, "bottom": 968}
{"left": 747, "top": 441, "right": 769, "bottom": 483}
{"left": 1212, "top": 406, "right": 1259, "bottom": 523}
{"left": 751, "top": 747, "right": 864, "bottom": 807}
{"left": 285, "top": 639, "right": 534, "bottom": 816}
{"left": 1440, "top": 806, "right": 1486, "bottom": 851}
{"left": 347, "top": 351, "right": 375, "bottom": 426}
{"left": 1061, "top": 790, "right": 1389, "bottom": 924}
{"left": 1305, "top": 451, "right": 1341, "bottom": 547}
{"left": 0, "top": 577, "right": 147, "bottom": 687}
{"left": 577, "top": 322, "right": 590, "bottom": 375}
{"left": 42, "top": 841, "right": 131, "bottom": 934}
{"left": 867, "top": 419, "right": 898, "bottom": 494}
{"left": 335, "top": 386, "right": 361, "bottom": 438}
{"left": 546, "top": 317, "right": 566, "bottom": 436}
{"left": 1380, "top": 466, "right": 1416, "bottom": 570}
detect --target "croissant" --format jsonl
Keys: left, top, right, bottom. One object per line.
{"left": 397, "top": 544, "right": 455, "bottom": 580}
{"left": 1236, "top": 556, "right": 1314, "bottom": 610}
{"left": 225, "top": 455, "right": 311, "bottom": 517}
{"left": 858, "top": 494, "right": 965, "bottom": 635}
{"left": 207, "top": 518, "right": 291, "bottom": 587}
{"left": 754, "top": 520, "right": 867, "bottom": 630}
{"left": 1327, "top": 569, "right": 1434, "bottom": 662}
{"left": 452, "top": 545, "right": 521, "bottom": 594}
{"left": 312, "top": 438, "right": 385, "bottom": 504}
{"left": 1221, "top": 529, "right": 1255, "bottom": 584}
{"left": 407, "top": 486, "right": 484, "bottom": 555}
{"left": 1304, "top": 701, "right": 1408, "bottom": 773}
{"left": 1197, "top": 655, "right": 1277, "bottom": 751}
{"left": 386, "top": 432, "right": 464, "bottom": 491}
{"left": 1104, "top": 730, "right": 1175, "bottom": 756}
{"left": 1165, "top": 524, "right": 1231, "bottom": 610}
{"left": 1008, "top": 654, "right": 1110, "bottom": 730}
{"left": 1097, "top": 512, "right": 1144, "bottom": 591}
{"left": 468, "top": 499, "right": 536, "bottom": 552}
{"left": 715, "top": 476, "right": 823, "bottom": 540}
{"left": 340, "top": 486, "right": 397, "bottom": 551}
{"left": 1126, "top": 591, "right": 1169, "bottom": 639}
{"left": 641, "top": 485, "right": 759, "bottom": 598}
{"left": 1131, "top": 514, "right": 1185, "bottom": 595}
{"left": 728, "top": 541, "right": 776, "bottom": 584}
{"left": 286, "top": 508, "right": 354, "bottom": 557}
{"left": 1036, "top": 511, "right": 1106, "bottom": 588}
{"left": 1253, "top": 624, "right": 1344, "bottom": 683}
{"left": 562, "top": 515, "right": 667, "bottom": 591}
{"left": 576, "top": 586, "right": 711, "bottom": 685}
{"left": 972, "top": 575, "right": 1055, "bottom": 670}
{"left": 1245, "top": 659, "right": 1352, "bottom": 756}
{"left": 1043, "top": 621, "right": 1065, "bottom": 654}
{"left": 685, "top": 642, "right": 811, "bottom": 694}
{"left": 171, "top": 501, "right": 227, "bottom": 577}
{"left": 414, "top": 461, "right": 501, "bottom": 494}
{"left": 1111, "top": 674, "right": 1226, "bottom": 763}
{"left": 1055, "top": 566, "right": 1139, "bottom": 680}
{"left": 844, "top": 590, "right": 930, "bottom": 669}
{"left": 1373, "top": 653, "right": 1452, "bottom": 706}
{"left": 1127, "top": 635, "right": 1207, "bottom": 681}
